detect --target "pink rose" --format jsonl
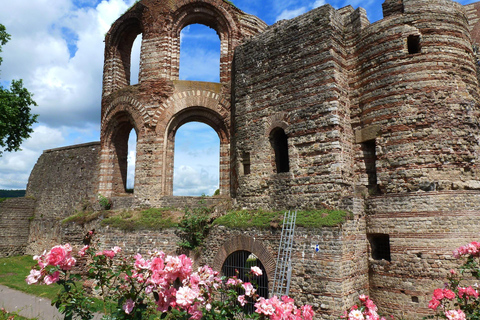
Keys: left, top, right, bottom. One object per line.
{"left": 46, "top": 245, "right": 67, "bottom": 266}
{"left": 445, "top": 310, "right": 466, "bottom": 320}
{"left": 433, "top": 288, "right": 444, "bottom": 300}
{"left": 428, "top": 298, "right": 440, "bottom": 310}
{"left": 44, "top": 271, "right": 60, "bottom": 285}
{"left": 78, "top": 245, "right": 89, "bottom": 257}
{"left": 238, "top": 295, "right": 247, "bottom": 306}
{"left": 443, "top": 289, "right": 455, "bottom": 300}
{"left": 26, "top": 269, "right": 41, "bottom": 285}
{"left": 251, "top": 266, "right": 263, "bottom": 276}
{"left": 123, "top": 298, "right": 135, "bottom": 314}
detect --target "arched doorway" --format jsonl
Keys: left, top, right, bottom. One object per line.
{"left": 222, "top": 250, "right": 269, "bottom": 312}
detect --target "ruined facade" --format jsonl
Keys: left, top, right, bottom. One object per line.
{"left": 2, "top": 0, "right": 480, "bottom": 318}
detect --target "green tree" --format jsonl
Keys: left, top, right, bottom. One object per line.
{"left": 0, "top": 24, "right": 37, "bottom": 156}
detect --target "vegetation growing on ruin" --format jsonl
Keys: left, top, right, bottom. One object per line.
{"left": 100, "top": 207, "right": 179, "bottom": 231}
{"left": 61, "top": 210, "right": 104, "bottom": 225}
{"left": 213, "top": 208, "right": 348, "bottom": 229}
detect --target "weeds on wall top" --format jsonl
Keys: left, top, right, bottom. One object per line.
{"left": 177, "top": 197, "right": 213, "bottom": 251}
{"left": 213, "top": 208, "right": 348, "bottom": 229}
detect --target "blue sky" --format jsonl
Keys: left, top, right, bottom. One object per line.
{"left": 0, "top": 0, "right": 477, "bottom": 194}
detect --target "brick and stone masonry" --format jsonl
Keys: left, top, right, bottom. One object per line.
{"left": 1, "top": 0, "right": 480, "bottom": 319}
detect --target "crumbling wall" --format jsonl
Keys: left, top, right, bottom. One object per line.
{"left": 25, "top": 142, "right": 100, "bottom": 254}
{"left": 0, "top": 198, "right": 35, "bottom": 257}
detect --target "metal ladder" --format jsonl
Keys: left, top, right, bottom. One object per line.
{"left": 271, "top": 210, "right": 297, "bottom": 297}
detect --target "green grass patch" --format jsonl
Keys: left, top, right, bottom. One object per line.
{"left": 213, "top": 209, "right": 348, "bottom": 229}
{"left": 0, "top": 309, "right": 33, "bottom": 320}
{"left": 0, "top": 255, "right": 109, "bottom": 314}
{"left": 0, "top": 198, "right": 6, "bottom": 203}
{"left": 61, "top": 210, "right": 104, "bottom": 225}
{"left": 0, "top": 255, "right": 62, "bottom": 300}
{"left": 100, "top": 208, "right": 180, "bottom": 231}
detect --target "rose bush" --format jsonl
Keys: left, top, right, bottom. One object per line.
{"left": 26, "top": 231, "right": 314, "bottom": 320}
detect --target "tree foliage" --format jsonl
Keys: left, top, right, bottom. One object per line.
{"left": 0, "top": 24, "right": 38, "bottom": 156}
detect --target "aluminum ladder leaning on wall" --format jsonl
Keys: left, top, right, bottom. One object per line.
{"left": 271, "top": 210, "right": 297, "bottom": 297}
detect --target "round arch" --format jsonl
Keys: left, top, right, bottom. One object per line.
{"left": 170, "top": 1, "right": 238, "bottom": 82}
{"left": 212, "top": 235, "right": 276, "bottom": 289}
{"left": 161, "top": 106, "right": 230, "bottom": 196}
{"left": 103, "top": 6, "right": 144, "bottom": 94}
{"left": 99, "top": 102, "right": 144, "bottom": 197}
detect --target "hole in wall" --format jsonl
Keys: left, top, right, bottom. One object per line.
{"left": 367, "top": 233, "right": 391, "bottom": 261}
{"left": 412, "top": 296, "right": 419, "bottom": 303}
{"left": 407, "top": 35, "right": 421, "bottom": 54}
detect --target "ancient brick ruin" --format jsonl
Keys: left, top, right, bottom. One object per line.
{"left": 2, "top": 0, "right": 480, "bottom": 318}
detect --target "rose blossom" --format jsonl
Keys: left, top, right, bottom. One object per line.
{"left": 44, "top": 271, "right": 60, "bottom": 285}
{"left": 242, "top": 282, "right": 256, "bottom": 297}
{"left": 428, "top": 298, "right": 440, "bottom": 310}
{"left": 46, "top": 245, "right": 67, "bottom": 266}
{"left": 349, "top": 309, "right": 365, "bottom": 320}
{"left": 238, "top": 295, "right": 247, "bottom": 306}
{"left": 176, "top": 286, "right": 198, "bottom": 308}
{"left": 251, "top": 266, "right": 263, "bottom": 276}
{"left": 26, "top": 269, "right": 42, "bottom": 285}
{"left": 123, "top": 298, "right": 135, "bottom": 314}
{"left": 443, "top": 289, "right": 455, "bottom": 300}
{"left": 445, "top": 310, "right": 466, "bottom": 320}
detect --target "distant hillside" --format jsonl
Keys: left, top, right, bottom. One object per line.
{"left": 0, "top": 190, "right": 26, "bottom": 198}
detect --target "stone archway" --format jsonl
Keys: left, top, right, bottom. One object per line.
{"left": 161, "top": 104, "right": 229, "bottom": 196}
{"left": 212, "top": 234, "right": 276, "bottom": 288}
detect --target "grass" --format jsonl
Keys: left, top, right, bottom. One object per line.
{"left": 100, "top": 208, "right": 180, "bottom": 231}
{"left": 213, "top": 209, "right": 349, "bottom": 229}
{"left": 0, "top": 255, "right": 62, "bottom": 300}
{"left": 61, "top": 210, "right": 104, "bottom": 225}
{"left": 0, "top": 309, "right": 33, "bottom": 320}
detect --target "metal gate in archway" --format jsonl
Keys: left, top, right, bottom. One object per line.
{"left": 221, "top": 250, "right": 269, "bottom": 313}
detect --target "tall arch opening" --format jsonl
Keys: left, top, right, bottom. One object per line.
{"left": 179, "top": 24, "right": 220, "bottom": 82}
{"left": 221, "top": 250, "right": 269, "bottom": 313}
{"left": 270, "top": 128, "right": 290, "bottom": 173}
{"left": 173, "top": 122, "right": 220, "bottom": 196}
{"left": 163, "top": 106, "right": 229, "bottom": 197}
{"left": 126, "top": 129, "right": 137, "bottom": 193}
{"left": 130, "top": 34, "right": 142, "bottom": 85}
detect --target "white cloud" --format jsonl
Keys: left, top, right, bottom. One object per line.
{"left": 173, "top": 165, "right": 218, "bottom": 196}
{"left": 313, "top": 0, "right": 327, "bottom": 8}
{"left": 0, "top": 0, "right": 134, "bottom": 189}
{"left": 0, "top": 125, "right": 66, "bottom": 189}
{"left": 276, "top": 7, "right": 308, "bottom": 21}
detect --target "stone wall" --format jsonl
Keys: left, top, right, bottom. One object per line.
{"left": 366, "top": 191, "right": 480, "bottom": 319}
{"left": 0, "top": 198, "right": 35, "bottom": 257}
{"left": 232, "top": 5, "right": 356, "bottom": 210}
{"left": 25, "top": 142, "right": 101, "bottom": 254}
{"left": 55, "top": 215, "right": 366, "bottom": 320}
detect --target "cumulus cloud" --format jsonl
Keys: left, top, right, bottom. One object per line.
{"left": 173, "top": 165, "right": 219, "bottom": 196}
{"left": 0, "top": 0, "right": 135, "bottom": 189}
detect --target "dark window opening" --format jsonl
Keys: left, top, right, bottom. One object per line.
{"left": 270, "top": 128, "right": 289, "bottom": 173}
{"left": 362, "top": 139, "right": 379, "bottom": 194}
{"left": 222, "top": 251, "right": 268, "bottom": 314}
{"left": 368, "top": 234, "right": 391, "bottom": 261}
{"left": 407, "top": 35, "right": 421, "bottom": 54}
{"left": 412, "top": 296, "right": 419, "bottom": 303}
{"left": 243, "top": 152, "right": 251, "bottom": 175}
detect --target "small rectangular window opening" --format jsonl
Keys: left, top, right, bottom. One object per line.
{"left": 407, "top": 35, "right": 421, "bottom": 54}
{"left": 367, "top": 233, "right": 391, "bottom": 261}
{"left": 243, "top": 152, "right": 251, "bottom": 175}
{"left": 362, "top": 139, "right": 379, "bottom": 194}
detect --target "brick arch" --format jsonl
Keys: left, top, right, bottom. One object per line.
{"left": 99, "top": 102, "right": 144, "bottom": 197}
{"left": 103, "top": 5, "right": 144, "bottom": 94}
{"left": 265, "top": 112, "right": 289, "bottom": 136}
{"left": 152, "top": 89, "right": 230, "bottom": 130}
{"left": 159, "top": 100, "right": 230, "bottom": 196}
{"left": 212, "top": 235, "right": 276, "bottom": 287}
{"left": 169, "top": 1, "right": 240, "bottom": 82}
{"left": 102, "top": 96, "right": 148, "bottom": 131}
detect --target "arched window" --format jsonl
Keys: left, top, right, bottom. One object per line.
{"left": 173, "top": 122, "right": 220, "bottom": 196}
{"left": 130, "top": 34, "right": 142, "bottom": 85}
{"left": 222, "top": 250, "right": 269, "bottom": 313}
{"left": 270, "top": 128, "right": 289, "bottom": 173}
{"left": 179, "top": 24, "right": 220, "bottom": 82}
{"left": 126, "top": 129, "right": 137, "bottom": 193}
